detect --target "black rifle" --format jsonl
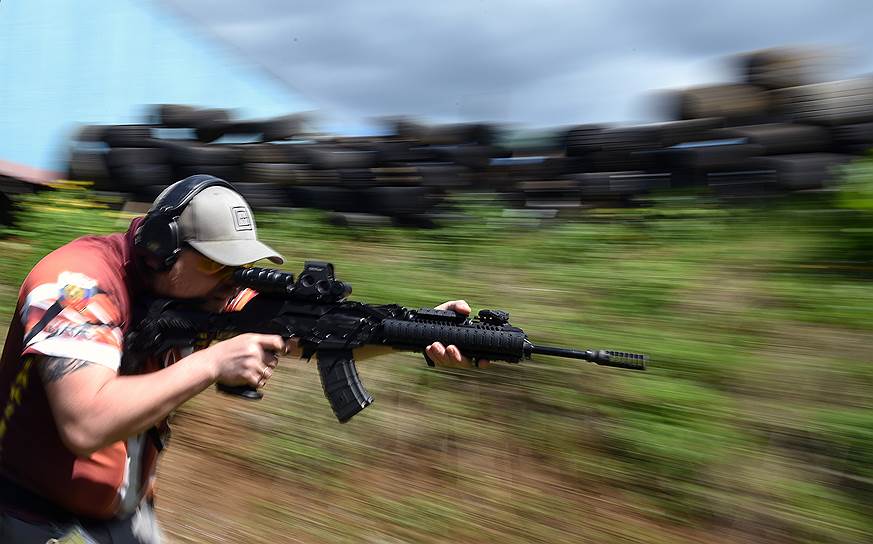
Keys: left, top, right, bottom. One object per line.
{"left": 125, "top": 261, "right": 646, "bottom": 423}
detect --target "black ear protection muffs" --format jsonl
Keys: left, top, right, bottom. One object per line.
{"left": 134, "top": 174, "right": 236, "bottom": 271}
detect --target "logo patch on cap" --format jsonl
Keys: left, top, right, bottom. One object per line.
{"left": 232, "top": 207, "right": 253, "bottom": 232}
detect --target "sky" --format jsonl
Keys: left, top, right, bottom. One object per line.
{"left": 122, "top": 1, "right": 873, "bottom": 132}
{"left": 160, "top": 0, "right": 873, "bottom": 133}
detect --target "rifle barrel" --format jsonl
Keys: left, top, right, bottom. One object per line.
{"left": 529, "top": 345, "right": 647, "bottom": 370}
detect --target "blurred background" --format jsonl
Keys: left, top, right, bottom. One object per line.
{"left": 2, "top": 1, "right": 873, "bottom": 542}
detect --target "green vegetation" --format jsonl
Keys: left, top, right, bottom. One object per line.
{"left": 2, "top": 166, "right": 873, "bottom": 543}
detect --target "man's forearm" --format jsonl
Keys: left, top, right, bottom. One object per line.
{"left": 41, "top": 350, "right": 218, "bottom": 456}
{"left": 94, "top": 351, "right": 218, "bottom": 444}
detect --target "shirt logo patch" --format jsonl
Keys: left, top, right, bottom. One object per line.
{"left": 57, "top": 272, "right": 98, "bottom": 310}
{"left": 232, "top": 207, "right": 253, "bottom": 232}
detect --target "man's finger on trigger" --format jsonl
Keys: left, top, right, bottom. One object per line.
{"left": 256, "top": 334, "right": 285, "bottom": 352}
{"left": 272, "top": 335, "right": 287, "bottom": 353}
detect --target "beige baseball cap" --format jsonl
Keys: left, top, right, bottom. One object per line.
{"left": 177, "top": 185, "right": 284, "bottom": 266}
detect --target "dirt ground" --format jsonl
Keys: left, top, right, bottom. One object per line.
{"left": 154, "top": 360, "right": 750, "bottom": 544}
{"left": 155, "top": 371, "right": 312, "bottom": 544}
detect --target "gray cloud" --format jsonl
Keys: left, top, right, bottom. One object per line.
{"left": 162, "top": 0, "right": 873, "bottom": 131}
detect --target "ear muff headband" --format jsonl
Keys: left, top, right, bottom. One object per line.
{"left": 134, "top": 175, "right": 237, "bottom": 271}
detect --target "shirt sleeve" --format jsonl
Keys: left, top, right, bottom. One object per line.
{"left": 223, "top": 287, "right": 259, "bottom": 313}
{"left": 20, "top": 269, "right": 124, "bottom": 371}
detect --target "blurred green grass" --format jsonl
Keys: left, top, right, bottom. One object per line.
{"left": 2, "top": 167, "right": 873, "bottom": 543}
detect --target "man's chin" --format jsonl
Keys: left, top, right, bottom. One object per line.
{"left": 174, "top": 296, "right": 227, "bottom": 312}
{"left": 202, "top": 297, "right": 230, "bottom": 312}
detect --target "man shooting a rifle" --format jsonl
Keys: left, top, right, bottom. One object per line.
{"left": 0, "top": 175, "right": 481, "bottom": 543}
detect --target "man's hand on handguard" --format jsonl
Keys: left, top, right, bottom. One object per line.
{"left": 425, "top": 300, "right": 491, "bottom": 369}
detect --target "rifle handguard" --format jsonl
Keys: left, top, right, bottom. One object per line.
{"left": 381, "top": 319, "right": 526, "bottom": 362}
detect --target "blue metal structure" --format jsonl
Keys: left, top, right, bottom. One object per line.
{"left": 0, "top": 0, "right": 311, "bottom": 170}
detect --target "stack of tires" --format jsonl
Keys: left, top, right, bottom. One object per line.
{"left": 574, "top": 47, "right": 871, "bottom": 200}
{"left": 63, "top": 47, "right": 873, "bottom": 225}
{"left": 288, "top": 146, "right": 381, "bottom": 217}
{"left": 385, "top": 118, "right": 504, "bottom": 189}
{"left": 560, "top": 119, "right": 718, "bottom": 204}
{"left": 154, "top": 105, "right": 297, "bottom": 209}
{"left": 308, "top": 145, "right": 461, "bottom": 226}
{"left": 101, "top": 125, "right": 172, "bottom": 201}
{"left": 67, "top": 125, "right": 112, "bottom": 191}
{"left": 316, "top": 119, "right": 505, "bottom": 225}
{"left": 65, "top": 111, "right": 507, "bottom": 224}
{"left": 650, "top": 57, "right": 781, "bottom": 198}
{"left": 67, "top": 106, "right": 307, "bottom": 208}
{"left": 491, "top": 156, "right": 586, "bottom": 209}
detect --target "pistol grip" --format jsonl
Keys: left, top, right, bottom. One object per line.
{"left": 216, "top": 383, "right": 264, "bottom": 400}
